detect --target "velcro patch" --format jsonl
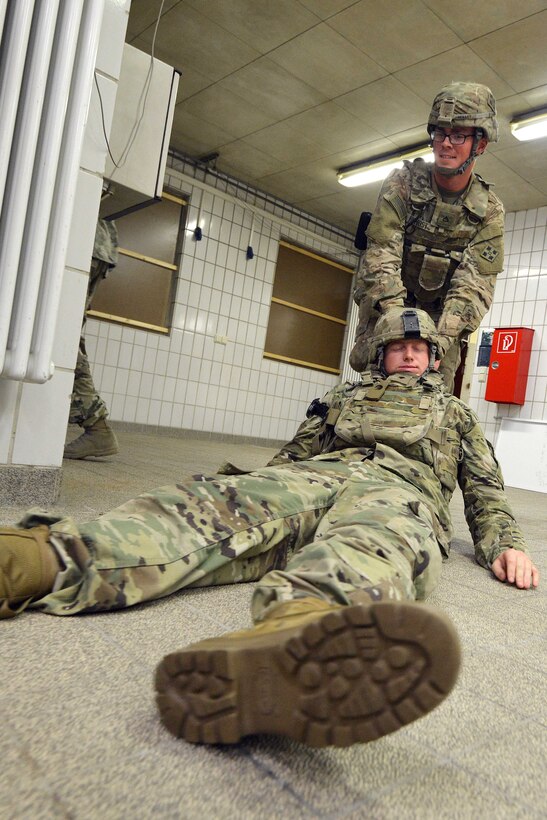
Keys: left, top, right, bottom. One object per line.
{"left": 480, "top": 243, "right": 499, "bottom": 262}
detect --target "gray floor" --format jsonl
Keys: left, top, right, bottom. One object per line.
{"left": 1, "top": 429, "right": 546, "bottom": 820}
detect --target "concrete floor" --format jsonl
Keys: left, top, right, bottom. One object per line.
{"left": 1, "top": 429, "right": 545, "bottom": 819}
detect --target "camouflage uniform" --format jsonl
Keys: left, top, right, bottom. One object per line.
{"left": 350, "top": 158, "right": 504, "bottom": 386}
{"left": 22, "top": 369, "right": 526, "bottom": 619}
{"left": 350, "top": 82, "right": 504, "bottom": 391}
{"left": 69, "top": 219, "right": 118, "bottom": 428}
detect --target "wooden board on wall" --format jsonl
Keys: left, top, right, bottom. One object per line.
{"left": 274, "top": 243, "right": 352, "bottom": 319}
{"left": 265, "top": 302, "right": 345, "bottom": 371}
{"left": 91, "top": 255, "right": 173, "bottom": 328}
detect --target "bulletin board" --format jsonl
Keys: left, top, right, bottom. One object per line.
{"left": 495, "top": 418, "right": 547, "bottom": 493}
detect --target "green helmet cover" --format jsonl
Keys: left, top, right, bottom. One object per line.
{"left": 428, "top": 81, "right": 498, "bottom": 176}
{"left": 428, "top": 81, "right": 498, "bottom": 142}
{"left": 370, "top": 308, "right": 440, "bottom": 372}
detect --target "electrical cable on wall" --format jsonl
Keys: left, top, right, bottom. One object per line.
{"left": 193, "top": 188, "right": 203, "bottom": 240}
{"left": 94, "top": 0, "right": 167, "bottom": 174}
{"left": 246, "top": 214, "right": 255, "bottom": 260}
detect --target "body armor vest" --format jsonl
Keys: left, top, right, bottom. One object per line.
{"left": 312, "top": 373, "right": 461, "bottom": 497}
{"left": 399, "top": 160, "right": 488, "bottom": 309}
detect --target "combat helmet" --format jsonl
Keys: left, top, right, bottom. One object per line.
{"left": 427, "top": 81, "right": 498, "bottom": 176}
{"left": 370, "top": 308, "right": 440, "bottom": 375}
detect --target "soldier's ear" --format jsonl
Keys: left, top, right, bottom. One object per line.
{"left": 476, "top": 135, "right": 488, "bottom": 155}
{"left": 432, "top": 359, "right": 441, "bottom": 371}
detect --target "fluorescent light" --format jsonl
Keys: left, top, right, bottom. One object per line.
{"left": 510, "top": 111, "right": 547, "bottom": 142}
{"left": 337, "top": 146, "right": 434, "bottom": 188}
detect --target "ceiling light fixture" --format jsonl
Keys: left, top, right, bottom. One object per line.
{"left": 337, "top": 144, "right": 434, "bottom": 188}
{"left": 510, "top": 110, "right": 547, "bottom": 142}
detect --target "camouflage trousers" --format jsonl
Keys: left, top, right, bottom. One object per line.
{"left": 68, "top": 259, "right": 110, "bottom": 428}
{"left": 22, "top": 454, "right": 443, "bottom": 620}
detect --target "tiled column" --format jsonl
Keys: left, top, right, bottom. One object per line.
{"left": 0, "top": 0, "right": 131, "bottom": 505}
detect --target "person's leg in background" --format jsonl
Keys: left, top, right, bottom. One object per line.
{"left": 64, "top": 258, "right": 118, "bottom": 459}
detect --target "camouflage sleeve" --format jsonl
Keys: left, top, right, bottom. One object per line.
{"left": 266, "top": 383, "right": 348, "bottom": 466}
{"left": 437, "top": 194, "right": 504, "bottom": 355}
{"left": 457, "top": 407, "right": 529, "bottom": 568}
{"left": 353, "top": 168, "right": 410, "bottom": 312}
{"left": 93, "top": 219, "right": 119, "bottom": 268}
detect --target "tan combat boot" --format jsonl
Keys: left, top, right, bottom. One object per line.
{"left": 63, "top": 418, "right": 119, "bottom": 459}
{"left": 0, "top": 526, "right": 60, "bottom": 618}
{"left": 155, "top": 597, "right": 460, "bottom": 748}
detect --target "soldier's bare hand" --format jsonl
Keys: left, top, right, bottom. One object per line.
{"left": 492, "top": 550, "right": 539, "bottom": 589}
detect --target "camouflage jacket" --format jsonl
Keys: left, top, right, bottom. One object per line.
{"left": 268, "top": 370, "right": 527, "bottom": 568}
{"left": 353, "top": 159, "right": 505, "bottom": 354}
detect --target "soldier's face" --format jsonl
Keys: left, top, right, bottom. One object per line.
{"left": 432, "top": 127, "right": 487, "bottom": 172}
{"left": 383, "top": 339, "right": 437, "bottom": 376}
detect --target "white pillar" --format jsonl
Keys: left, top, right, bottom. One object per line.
{"left": 0, "top": 0, "right": 131, "bottom": 504}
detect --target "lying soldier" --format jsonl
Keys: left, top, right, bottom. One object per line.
{"left": 0, "top": 308, "right": 538, "bottom": 750}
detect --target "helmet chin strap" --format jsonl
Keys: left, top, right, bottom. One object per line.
{"left": 433, "top": 131, "right": 482, "bottom": 177}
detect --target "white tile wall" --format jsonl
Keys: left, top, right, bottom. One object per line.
{"left": 87, "top": 159, "right": 358, "bottom": 441}
{"left": 468, "top": 206, "right": 547, "bottom": 446}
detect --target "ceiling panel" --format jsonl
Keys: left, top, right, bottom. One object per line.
{"left": 394, "top": 46, "right": 515, "bottom": 105}
{"left": 249, "top": 168, "right": 338, "bottom": 203}
{"left": 132, "top": 1, "right": 261, "bottom": 81}
{"left": 125, "top": 0, "right": 179, "bottom": 40}
{"left": 182, "top": 0, "right": 321, "bottom": 53}
{"left": 174, "top": 64, "right": 214, "bottom": 103}
{"left": 213, "top": 140, "right": 287, "bottom": 181}
{"left": 169, "top": 110, "right": 237, "bottom": 156}
{"left": 298, "top": 0, "right": 359, "bottom": 19}
{"left": 217, "top": 58, "right": 327, "bottom": 120}
{"left": 529, "top": 176, "right": 547, "bottom": 197}
{"left": 283, "top": 102, "right": 384, "bottom": 153}
{"left": 129, "top": 2, "right": 547, "bottom": 232}
{"left": 327, "top": 0, "right": 462, "bottom": 73}
{"left": 521, "top": 84, "right": 547, "bottom": 110}
{"left": 337, "top": 76, "right": 431, "bottom": 135}
{"left": 178, "top": 87, "right": 276, "bottom": 138}
{"left": 298, "top": 185, "right": 384, "bottom": 227}
{"left": 495, "top": 141, "right": 547, "bottom": 185}
{"left": 469, "top": 11, "right": 547, "bottom": 92}
{"left": 474, "top": 154, "right": 547, "bottom": 214}
{"left": 243, "top": 121, "right": 329, "bottom": 164}
{"left": 266, "top": 24, "right": 386, "bottom": 97}
{"left": 421, "top": 0, "right": 547, "bottom": 42}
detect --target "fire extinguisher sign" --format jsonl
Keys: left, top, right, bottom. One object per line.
{"left": 497, "top": 331, "right": 518, "bottom": 353}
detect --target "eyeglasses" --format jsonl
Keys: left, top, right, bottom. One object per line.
{"left": 431, "top": 129, "right": 474, "bottom": 145}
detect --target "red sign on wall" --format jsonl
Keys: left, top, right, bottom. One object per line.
{"left": 496, "top": 331, "right": 518, "bottom": 353}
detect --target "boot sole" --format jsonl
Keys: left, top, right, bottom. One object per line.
{"left": 155, "top": 601, "right": 460, "bottom": 748}
{"left": 63, "top": 447, "right": 119, "bottom": 459}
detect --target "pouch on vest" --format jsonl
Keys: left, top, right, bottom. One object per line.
{"left": 333, "top": 390, "right": 435, "bottom": 450}
{"left": 418, "top": 251, "right": 451, "bottom": 292}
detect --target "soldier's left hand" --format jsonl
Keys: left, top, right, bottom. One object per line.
{"left": 435, "top": 333, "right": 452, "bottom": 360}
{"left": 491, "top": 549, "right": 539, "bottom": 589}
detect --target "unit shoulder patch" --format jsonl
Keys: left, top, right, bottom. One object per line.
{"left": 479, "top": 243, "right": 499, "bottom": 262}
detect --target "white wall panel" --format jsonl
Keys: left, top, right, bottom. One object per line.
{"left": 12, "top": 369, "right": 74, "bottom": 465}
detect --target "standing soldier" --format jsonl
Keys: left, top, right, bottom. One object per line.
{"left": 63, "top": 218, "right": 119, "bottom": 459}
{"left": 350, "top": 82, "right": 504, "bottom": 391}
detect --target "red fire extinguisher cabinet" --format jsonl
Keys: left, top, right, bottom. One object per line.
{"left": 485, "top": 327, "right": 534, "bottom": 405}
